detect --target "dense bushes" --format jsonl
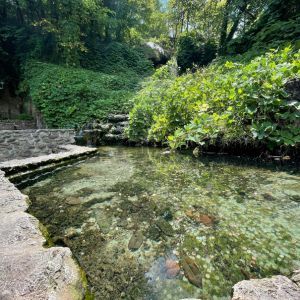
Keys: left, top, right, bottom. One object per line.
{"left": 176, "top": 33, "right": 217, "bottom": 72}
{"left": 21, "top": 61, "right": 144, "bottom": 128}
{"left": 128, "top": 47, "right": 300, "bottom": 151}
{"left": 81, "top": 42, "right": 153, "bottom": 76}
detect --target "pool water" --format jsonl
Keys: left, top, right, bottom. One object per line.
{"left": 22, "top": 147, "right": 300, "bottom": 300}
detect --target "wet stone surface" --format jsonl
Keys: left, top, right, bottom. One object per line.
{"left": 22, "top": 146, "right": 300, "bottom": 300}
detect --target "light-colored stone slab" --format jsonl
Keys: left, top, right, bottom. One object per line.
{"left": 292, "top": 269, "right": 300, "bottom": 287}
{"left": 0, "top": 145, "right": 97, "bottom": 171}
{"left": 0, "top": 171, "right": 28, "bottom": 213}
{"left": 0, "top": 166, "right": 85, "bottom": 300}
{"left": 232, "top": 275, "right": 300, "bottom": 300}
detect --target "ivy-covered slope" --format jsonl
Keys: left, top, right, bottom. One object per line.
{"left": 21, "top": 42, "right": 153, "bottom": 128}
{"left": 128, "top": 47, "right": 300, "bottom": 153}
{"left": 22, "top": 60, "right": 147, "bottom": 128}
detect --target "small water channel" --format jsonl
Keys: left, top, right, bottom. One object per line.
{"left": 22, "top": 146, "right": 300, "bottom": 300}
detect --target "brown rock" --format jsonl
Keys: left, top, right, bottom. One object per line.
{"left": 66, "top": 196, "right": 81, "bottom": 205}
{"left": 181, "top": 256, "right": 202, "bottom": 288}
{"left": 185, "top": 210, "right": 216, "bottom": 226}
{"left": 165, "top": 259, "right": 180, "bottom": 278}
{"left": 128, "top": 231, "right": 144, "bottom": 251}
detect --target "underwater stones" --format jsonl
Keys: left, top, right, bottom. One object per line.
{"left": 165, "top": 259, "right": 180, "bottom": 278}
{"left": 155, "top": 219, "right": 175, "bottom": 237}
{"left": 162, "top": 209, "right": 173, "bottom": 221}
{"left": 95, "top": 211, "right": 112, "bottom": 234}
{"left": 185, "top": 210, "right": 216, "bottom": 227}
{"left": 262, "top": 193, "right": 276, "bottom": 201}
{"left": 147, "top": 224, "right": 162, "bottom": 241}
{"left": 65, "top": 196, "right": 81, "bottom": 205}
{"left": 128, "top": 231, "right": 144, "bottom": 251}
{"left": 290, "top": 194, "right": 300, "bottom": 203}
{"left": 181, "top": 256, "right": 202, "bottom": 288}
{"left": 232, "top": 275, "right": 300, "bottom": 300}
{"left": 155, "top": 204, "right": 173, "bottom": 221}
{"left": 64, "top": 227, "right": 80, "bottom": 239}
{"left": 147, "top": 219, "right": 175, "bottom": 241}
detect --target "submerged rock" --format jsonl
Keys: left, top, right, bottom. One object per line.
{"left": 145, "top": 255, "right": 180, "bottom": 283}
{"left": 165, "top": 259, "right": 180, "bottom": 278}
{"left": 65, "top": 196, "right": 81, "bottom": 205}
{"left": 155, "top": 219, "right": 175, "bottom": 236}
{"left": 64, "top": 227, "right": 80, "bottom": 239}
{"left": 181, "top": 256, "right": 202, "bottom": 288}
{"left": 232, "top": 275, "right": 300, "bottom": 300}
{"left": 185, "top": 210, "right": 216, "bottom": 227}
{"left": 147, "top": 224, "right": 162, "bottom": 241}
{"left": 128, "top": 231, "right": 144, "bottom": 251}
{"left": 262, "top": 193, "right": 276, "bottom": 201}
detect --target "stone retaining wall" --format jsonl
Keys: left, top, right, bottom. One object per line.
{"left": 0, "top": 129, "right": 75, "bottom": 162}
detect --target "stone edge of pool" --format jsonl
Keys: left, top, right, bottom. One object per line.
{"left": 0, "top": 144, "right": 299, "bottom": 300}
{"left": 0, "top": 145, "right": 97, "bottom": 300}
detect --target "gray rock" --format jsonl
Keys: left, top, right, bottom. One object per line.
{"left": 232, "top": 275, "right": 300, "bottom": 300}
{"left": 0, "top": 169, "right": 85, "bottom": 300}
{"left": 110, "top": 126, "right": 124, "bottom": 135}
{"left": 99, "top": 123, "right": 113, "bottom": 133}
{"left": 292, "top": 269, "right": 300, "bottom": 287}
{"left": 103, "top": 133, "right": 126, "bottom": 143}
{"left": 107, "top": 114, "right": 129, "bottom": 123}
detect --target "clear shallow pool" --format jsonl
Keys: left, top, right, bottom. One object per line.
{"left": 22, "top": 147, "right": 300, "bottom": 300}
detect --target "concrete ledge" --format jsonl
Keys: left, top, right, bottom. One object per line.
{"left": 0, "top": 145, "right": 98, "bottom": 299}
{"left": 0, "top": 170, "right": 85, "bottom": 300}
{"left": 1, "top": 145, "right": 97, "bottom": 174}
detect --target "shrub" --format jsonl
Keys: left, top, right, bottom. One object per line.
{"left": 176, "top": 32, "right": 217, "bottom": 72}
{"left": 128, "top": 47, "right": 300, "bottom": 150}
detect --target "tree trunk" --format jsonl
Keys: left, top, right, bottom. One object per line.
{"left": 219, "top": 0, "right": 232, "bottom": 54}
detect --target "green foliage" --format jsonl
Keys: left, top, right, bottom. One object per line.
{"left": 129, "top": 47, "right": 300, "bottom": 150}
{"left": 16, "top": 113, "right": 34, "bottom": 121}
{"left": 81, "top": 42, "right": 153, "bottom": 76}
{"left": 228, "top": 0, "right": 300, "bottom": 55}
{"left": 177, "top": 32, "right": 217, "bottom": 72}
{"left": 22, "top": 61, "right": 143, "bottom": 128}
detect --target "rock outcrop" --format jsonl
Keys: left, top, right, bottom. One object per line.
{"left": 0, "top": 169, "right": 85, "bottom": 299}
{"left": 75, "top": 114, "right": 129, "bottom": 146}
{"left": 232, "top": 275, "right": 300, "bottom": 300}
